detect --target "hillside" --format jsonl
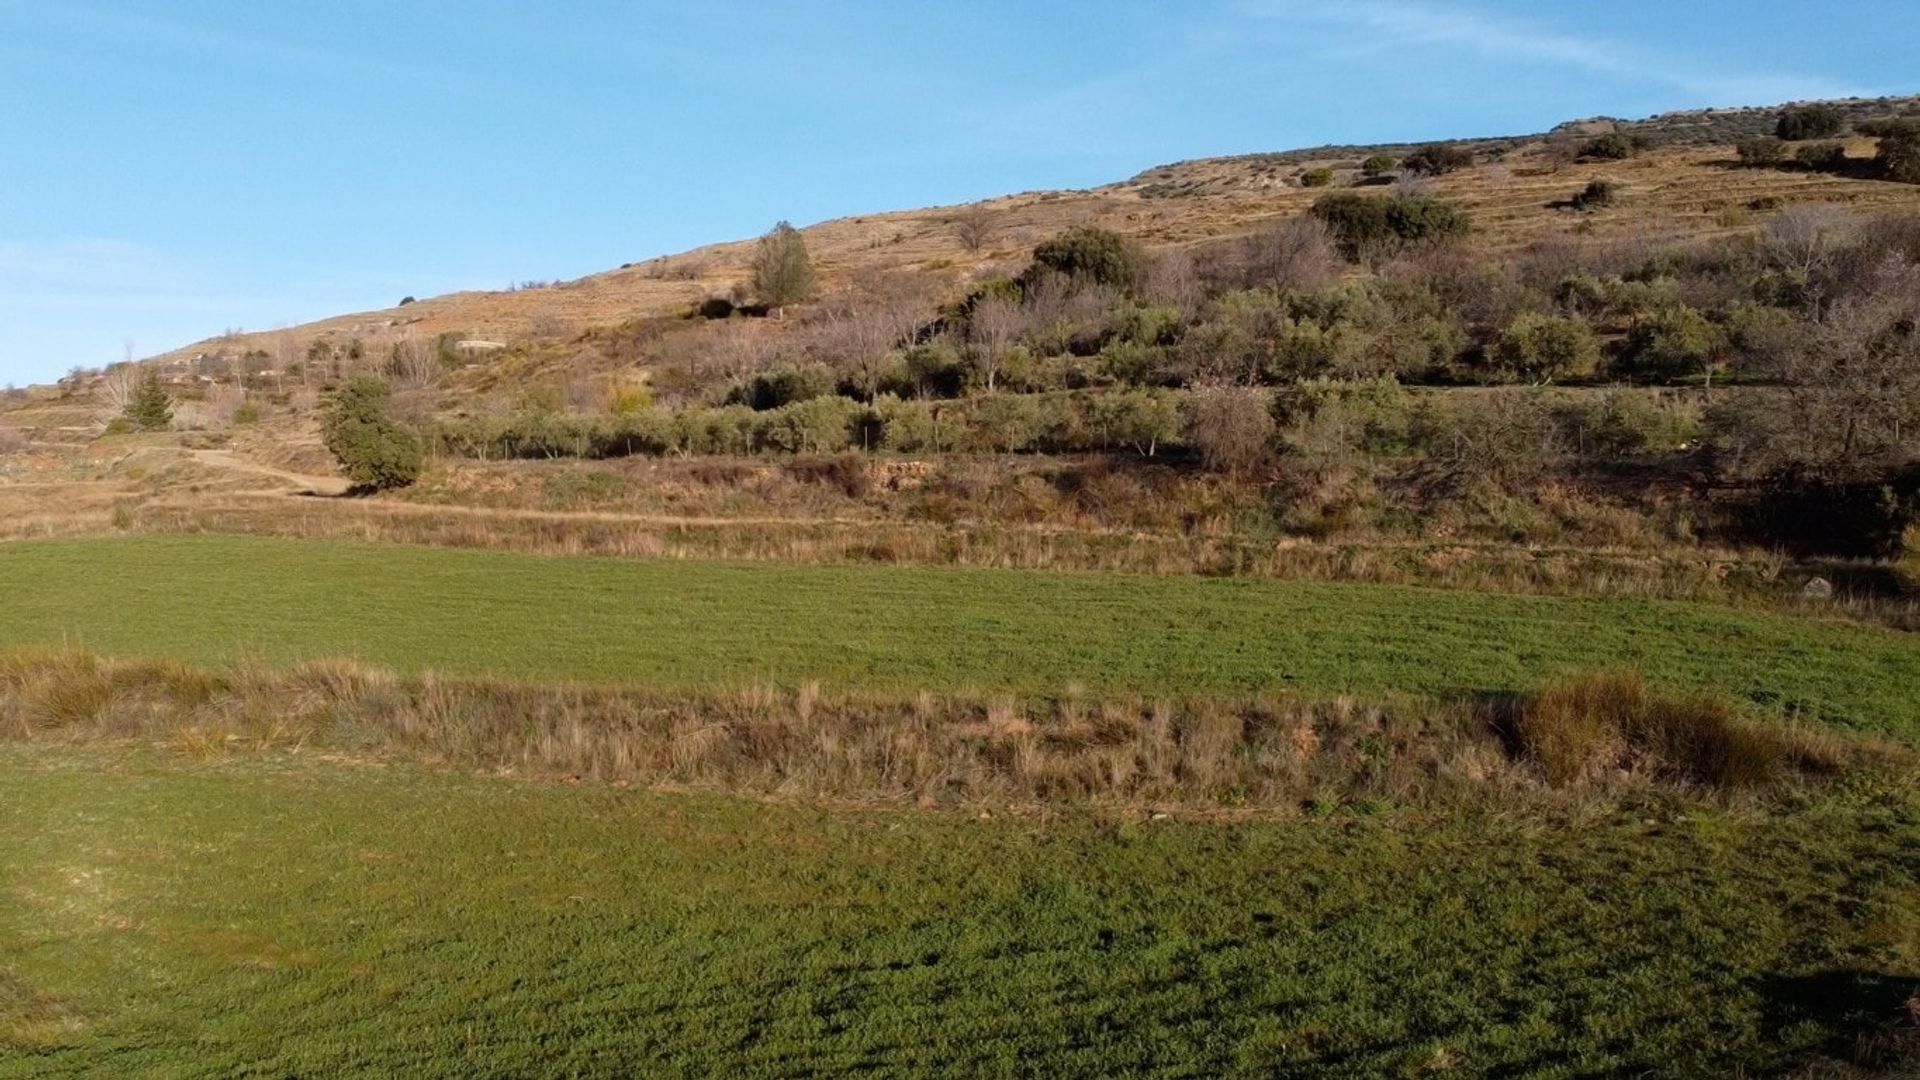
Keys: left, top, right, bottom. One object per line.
{"left": 86, "top": 94, "right": 1919, "bottom": 390}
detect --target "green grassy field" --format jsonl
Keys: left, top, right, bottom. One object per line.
{"left": 0, "top": 536, "right": 1916, "bottom": 734}
{"left": 1, "top": 747, "right": 1915, "bottom": 1078}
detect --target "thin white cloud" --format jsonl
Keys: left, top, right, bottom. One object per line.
{"left": 1236, "top": 0, "right": 1868, "bottom": 104}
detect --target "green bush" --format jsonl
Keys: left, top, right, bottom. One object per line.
{"left": 1735, "top": 137, "right": 1787, "bottom": 167}
{"left": 1624, "top": 307, "right": 1723, "bottom": 382}
{"left": 231, "top": 401, "right": 262, "bottom": 427}
{"left": 1561, "top": 391, "right": 1702, "bottom": 457}
{"left": 122, "top": 370, "right": 173, "bottom": 432}
{"left": 1494, "top": 314, "right": 1601, "bottom": 382}
{"left": 730, "top": 364, "right": 836, "bottom": 410}
{"left": 1579, "top": 132, "right": 1640, "bottom": 161}
{"left": 321, "top": 378, "right": 424, "bottom": 491}
{"left": 756, "top": 397, "right": 862, "bottom": 454}
{"left": 1384, "top": 196, "right": 1471, "bottom": 244}
{"left": 1875, "top": 121, "right": 1920, "bottom": 183}
{"left": 1568, "top": 178, "right": 1620, "bottom": 211}
{"left": 1309, "top": 193, "right": 1470, "bottom": 257}
{"left": 1900, "top": 526, "right": 1920, "bottom": 593}
{"left": 1401, "top": 143, "right": 1473, "bottom": 176}
{"left": 1360, "top": 155, "right": 1398, "bottom": 178}
{"left": 1775, "top": 104, "right": 1845, "bottom": 141}
{"left": 1793, "top": 142, "right": 1846, "bottom": 171}
{"left": 1029, "top": 226, "right": 1137, "bottom": 290}
{"left": 751, "top": 221, "right": 816, "bottom": 308}
{"left": 1089, "top": 389, "right": 1181, "bottom": 455}
{"left": 1299, "top": 167, "right": 1334, "bottom": 188}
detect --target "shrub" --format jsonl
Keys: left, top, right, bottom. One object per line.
{"left": 1876, "top": 121, "right": 1920, "bottom": 184}
{"left": 965, "top": 394, "right": 1048, "bottom": 453}
{"left": 231, "top": 401, "right": 262, "bottom": 427}
{"left": 1494, "top": 314, "right": 1601, "bottom": 382}
{"left": 751, "top": 221, "right": 816, "bottom": 308}
{"left": 1567, "top": 178, "right": 1619, "bottom": 211}
{"left": 903, "top": 344, "right": 970, "bottom": 399}
{"left": 1512, "top": 672, "right": 1806, "bottom": 791}
{"left": 729, "top": 364, "right": 835, "bottom": 411}
{"left": 1579, "top": 132, "right": 1639, "bottom": 160}
{"left": 1299, "top": 167, "right": 1334, "bottom": 188}
{"left": 1794, "top": 142, "right": 1847, "bottom": 171}
{"left": 1735, "top": 137, "right": 1787, "bottom": 167}
{"left": 1310, "top": 193, "right": 1470, "bottom": 257}
{"left": 122, "top": 370, "right": 173, "bottom": 431}
{"left": 1029, "top": 226, "right": 1137, "bottom": 290}
{"left": 756, "top": 396, "right": 861, "bottom": 454}
{"left": 604, "top": 380, "right": 653, "bottom": 416}
{"left": 1089, "top": 389, "right": 1181, "bottom": 455}
{"left": 1401, "top": 143, "right": 1473, "bottom": 176}
{"left": 1776, "top": 104, "right": 1845, "bottom": 141}
{"left": 1900, "top": 527, "right": 1920, "bottom": 593}
{"left": 1624, "top": 306, "right": 1722, "bottom": 382}
{"left": 321, "top": 377, "right": 424, "bottom": 491}
{"left": 1184, "top": 385, "right": 1274, "bottom": 474}
{"left": 1360, "top": 154, "right": 1398, "bottom": 178}
{"left": 1384, "top": 196, "right": 1471, "bottom": 245}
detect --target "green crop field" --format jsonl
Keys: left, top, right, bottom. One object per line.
{"left": 1, "top": 747, "right": 1916, "bottom": 1077}
{"left": 0, "top": 536, "right": 1916, "bottom": 734}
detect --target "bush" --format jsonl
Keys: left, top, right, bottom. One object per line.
{"left": 1401, "top": 143, "right": 1473, "bottom": 176}
{"left": 321, "top": 377, "right": 424, "bottom": 491}
{"left": 1360, "top": 154, "right": 1398, "bottom": 178}
{"left": 1513, "top": 672, "right": 1802, "bottom": 790}
{"left": 729, "top": 364, "right": 835, "bottom": 410}
{"left": 1793, "top": 142, "right": 1846, "bottom": 171}
{"left": 1029, "top": 226, "right": 1137, "bottom": 290}
{"left": 1299, "top": 167, "right": 1334, "bottom": 188}
{"left": 1567, "top": 178, "right": 1619, "bottom": 211}
{"left": 1384, "top": 196, "right": 1471, "bottom": 245}
{"left": 1089, "top": 389, "right": 1181, "bottom": 455}
{"left": 231, "top": 401, "right": 262, "bottom": 426}
{"left": 1735, "top": 137, "right": 1787, "bottom": 167}
{"left": 1494, "top": 314, "right": 1601, "bottom": 382}
{"left": 755, "top": 397, "right": 861, "bottom": 454}
{"left": 122, "top": 370, "right": 173, "bottom": 431}
{"left": 751, "top": 221, "right": 816, "bottom": 308}
{"left": 1579, "top": 132, "right": 1640, "bottom": 161}
{"left": 604, "top": 380, "right": 653, "bottom": 416}
{"left": 1624, "top": 307, "right": 1722, "bottom": 382}
{"left": 1310, "top": 193, "right": 1470, "bottom": 258}
{"left": 1876, "top": 121, "right": 1920, "bottom": 183}
{"left": 1775, "top": 104, "right": 1845, "bottom": 141}
{"left": 1184, "top": 385, "right": 1275, "bottom": 473}
{"left": 1900, "top": 526, "right": 1920, "bottom": 593}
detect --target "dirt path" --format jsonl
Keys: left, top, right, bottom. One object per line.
{"left": 187, "top": 450, "right": 353, "bottom": 496}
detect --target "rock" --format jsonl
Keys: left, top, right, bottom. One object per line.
{"left": 1801, "top": 577, "right": 1834, "bottom": 600}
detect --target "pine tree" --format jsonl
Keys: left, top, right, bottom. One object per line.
{"left": 321, "top": 377, "right": 424, "bottom": 491}
{"left": 122, "top": 370, "right": 174, "bottom": 431}
{"left": 751, "top": 221, "right": 816, "bottom": 311}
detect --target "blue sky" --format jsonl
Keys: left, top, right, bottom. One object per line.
{"left": 2, "top": 0, "right": 1913, "bottom": 385}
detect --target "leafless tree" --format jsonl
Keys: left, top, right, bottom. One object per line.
{"left": 1140, "top": 248, "right": 1202, "bottom": 314}
{"left": 1230, "top": 217, "right": 1341, "bottom": 294}
{"left": 101, "top": 363, "right": 141, "bottom": 412}
{"left": 386, "top": 334, "right": 437, "bottom": 391}
{"left": 822, "top": 270, "right": 934, "bottom": 398}
{"left": 954, "top": 204, "right": 996, "bottom": 253}
{"left": 966, "top": 292, "right": 1025, "bottom": 391}
{"left": 710, "top": 318, "right": 774, "bottom": 383}
{"left": 1185, "top": 384, "right": 1276, "bottom": 474}
{"left": 1764, "top": 205, "right": 1854, "bottom": 280}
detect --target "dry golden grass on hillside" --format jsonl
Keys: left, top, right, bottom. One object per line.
{"left": 123, "top": 139, "right": 1920, "bottom": 380}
